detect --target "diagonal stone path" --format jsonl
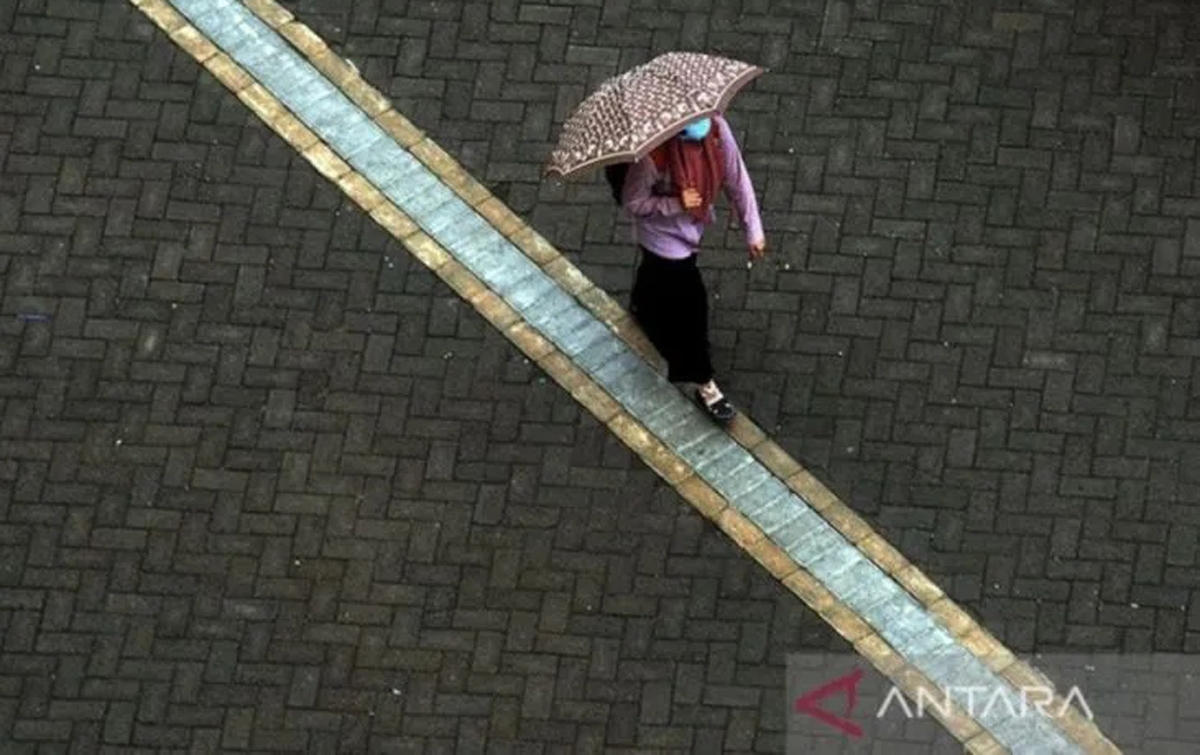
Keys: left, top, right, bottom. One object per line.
{"left": 128, "top": 0, "right": 1120, "bottom": 751}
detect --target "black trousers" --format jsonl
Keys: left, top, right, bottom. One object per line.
{"left": 630, "top": 248, "right": 714, "bottom": 385}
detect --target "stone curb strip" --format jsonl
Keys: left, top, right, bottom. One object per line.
{"left": 129, "top": 0, "right": 1121, "bottom": 752}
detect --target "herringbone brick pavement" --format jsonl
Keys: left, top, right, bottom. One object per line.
{"left": 1, "top": 1, "right": 839, "bottom": 751}
{"left": 275, "top": 0, "right": 1200, "bottom": 656}
{"left": 6, "top": 0, "right": 1200, "bottom": 750}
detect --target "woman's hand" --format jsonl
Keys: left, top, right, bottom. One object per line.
{"left": 749, "top": 238, "right": 767, "bottom": 261}
{"left": 681, "top": 187, "right": 703, "bottom": 210}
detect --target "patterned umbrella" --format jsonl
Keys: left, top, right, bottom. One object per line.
{"left": 544, "top": 52, "right": 764, "bottom": 179}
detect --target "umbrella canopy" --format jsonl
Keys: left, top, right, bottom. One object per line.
{"left": 545, "top": 52, "right": 764, "bottom": 179}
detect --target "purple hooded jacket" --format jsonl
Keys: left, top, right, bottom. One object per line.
{"left": 621, "top": 114, "right": 764, "bottom": 260}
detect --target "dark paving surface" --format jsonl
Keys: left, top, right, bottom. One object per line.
{"left": 0, "top": 1, "right": 836, "bottom": 752}
{"left": 283, "top": 0, "right": 1200, "bottom": 651}
{"left": 2, "top": 0, "right": 1200, "bottom": 751}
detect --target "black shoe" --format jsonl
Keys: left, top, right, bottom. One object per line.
{"left": 695, "top": 388, "right": 736, "bottom": 425}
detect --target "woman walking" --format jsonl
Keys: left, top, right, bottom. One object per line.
{"left": 621, "top": 113, "right": 765, "bottom": 424}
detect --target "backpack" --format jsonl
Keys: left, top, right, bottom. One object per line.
{"left": 604, "top": 164, "right": 629, "bottom": 204}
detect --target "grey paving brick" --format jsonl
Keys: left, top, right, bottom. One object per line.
{"left": 375, "top": 160, "right": 446, "bottom": 211}
{"left": 718, "top": 465, "right": 779, "bottom": 503}
{"left": 506, "top": 274, "right": 565, "bottom": 318}
{"left": 344, "top": 139, "right": 427, "bottom": 194}
{"left": 605, "top": 364, "right": 668, "bottom": 414}
{"left": 424, "top": 202, "right": 494, "bottom": 244}
{"left": 172, "top": 0, "right": 237, "bottom": 26}
{"left": 533, "top": 300, "right": 600, "bottom": 351}
{"left": 692, "top": 444, "right": 757, "bottom": 491}
{"left": 614, "top": 381, "right": 680, "bottom": 422}
{"left": 259, "top": 65, "right": 342, "bottom": 116}
{"left": 305, "top": 96, "right": 373, "bottom": 147}
{"left": 773, "top": 516, "right": 847, "bottom": 568}
{"left": 643, "top": 408, "right": 721, "bottom": 452}
{"left": 736, "top": 477, "right": 795, "bottom": 521}
{"left": 550, "top": 317, "right": 610, "bottom": 361}
{"left": 484, "top": 256, "right": 544, "bottom": 298}
{"left": 400, "top": 183, "right": 463, "bottom": 228}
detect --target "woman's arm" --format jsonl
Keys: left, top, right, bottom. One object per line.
{"left": 717, "top": 116, "right": 765, "bottom": 247}
{"left": 621, "top": 157, "right": 684, "bottom": 217}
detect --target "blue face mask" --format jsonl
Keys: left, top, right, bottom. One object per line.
{"left": 680, "top": 117, "right": 712, "bottom": 141}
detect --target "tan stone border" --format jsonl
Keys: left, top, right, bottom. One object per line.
{"left": 132, "top": 1, "right": 1120, "bottom": 751}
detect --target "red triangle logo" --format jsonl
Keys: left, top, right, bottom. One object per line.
{"left": 794, "top": 667, "right": 865, "bottom": 738}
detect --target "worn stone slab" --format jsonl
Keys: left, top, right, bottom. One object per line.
{"left": 735, "top": 476, "right": 795, "bottom": 518}
{"left": 574, "top": 332, "right": 630, "bottom": 376}
{"left": 398, "top": 182, "right": 463, "bottom": 228}
{"left": 507, "top": 277, "right": 570, "bottom": 319}
{"left": 537, "top": 304, "right": 605, "bottom": 352}
{"left": 773, "top": 517, "right": 849, "bottom": 567}
{"left": 744, "top": 489, "right": 811, "bottom": 530}
{"left": 424, "top": 202, "right": 495, "bottom": 243}
{"left": 645, "top": 406, "right": 722, "bottom": 451}
{"left": 414, "top": 207, "right": 494, "bottom": 267}
{"left": 251, "top": 55, "right": 338, "bottom": 110}
{"left": 589, "top": 348, "right": 651, "bottom": 391}
{"left": 171, "top": 0, "right": 237, "bottom": 27}
{"left": 635, "top": 397, "right": 702, "bottom": 440}
{"left": 306, "top": 99, "right": 373, "bottom": 147}
{"left": 866, "top": 592, "right": 926, "bottom": 643}
{"left": 584, "top": 353, "right": 663, "bottom": 408}
{"left": 604, "top": 364, "right": 669, "bottom": 414}
{"left": 823, "top": 558, "right": 903, "bottom": 616}
{"left": 640, "top": 393, "right": 702, "bottom": 435}
{"left": 383, "top": 174, "right": 459, "bottom": 218}
{"left": 690, "top": 442, "right": 755, "bottom": 484}
{"left": 344, "top": 137, "right": 425, "bottom": 188}
{"left": 446, "top": 233, "right": 516, "bottom": 280}
{"left": 674, "top": 431, "right": 733, "bottom": 468}
{"left": 478, "top": 256, "right": 544, "bottom": 299}
{"left": 804, "top": 541, "right": 867, "bottom": 594}
{"left": 718, "top": 464, "right": 780, "bottom": 502}
{"left": 257, "top": 63, "right": 341, "bottom": 114}
{"left": 220, "top": 21, "right": 288, "bottom": 69}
